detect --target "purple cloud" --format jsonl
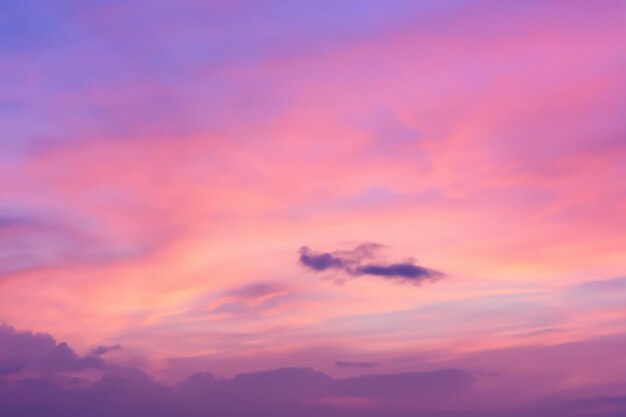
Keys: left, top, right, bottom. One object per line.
{"left": 335, "top": 361, "right": 378, "bottom": 369}
{"left": 0, "top": 212, "right": 157, "bottom": 279}
{"left": 299, "top": 244, "right": 443, "bottom": 284}
{"left": 225, "top": 281, "right": 289, "bottom": 300}
{"left": 89, "top": 345, "right": 123, "bottom": 356}
{"left": 0, "top": 325, "right": 103, "bottom": 376}
{"left": 3, "top": 325, "right": 626, "bottom": 417}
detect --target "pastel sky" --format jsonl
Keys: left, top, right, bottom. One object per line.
{"left": 1, "top": 0, "right": 626, "bottom": 416}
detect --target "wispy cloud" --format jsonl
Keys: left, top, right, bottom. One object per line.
{"left": 89, "top": 344, "right": 123, "bottom": 356}
{"left": 0, "top": 211, "right": 157, "bottom": 279}
{"left": 335, "top": 360, "right": 378, "bottom": 369}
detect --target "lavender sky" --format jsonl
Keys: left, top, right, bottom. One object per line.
{"left": 1, "top": 1, "right": 626, "bottom": 416}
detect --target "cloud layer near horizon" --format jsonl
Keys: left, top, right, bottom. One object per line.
{"left": 3, "top": 325, "right": 626, "bottom": 417}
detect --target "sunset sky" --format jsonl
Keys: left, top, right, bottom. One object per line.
{"left": 1, "top": 1, "right": 626, "bottom": 416}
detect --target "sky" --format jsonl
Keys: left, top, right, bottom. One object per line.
{"left": 1, "top": 0, "right": 625, "bottom": 416}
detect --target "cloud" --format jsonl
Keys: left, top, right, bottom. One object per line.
{"left": 198, "top": 281, "right": 296, "bottom": 319}
{"left": 4, "top": 325, "right": 626, "bottom": 417}
{"left": 335, "top": 361, "right": 378, "bottom": 369}
{"left": 0, "top": 360, "right": 24, "bottom": 376}
{"left": 0, "top": 325, "right": 474, "bottom": 416}
{"left": 299, "top": 244, "right": 443, "bottom": 284}
{"left": 0, "top": 211, "right": 155, "bottom": 279}
{"left": 357, "top": 263, "right": 440, "bottom": 280}
{"left": 299, "top": 248, "right": 349, "bottom": 271}
{"left": 175, "top": 367, "right": 474, "bottom": 415}
{"left": 0, "top": 327, "right": 475, "bottom": 416}
{"left": 571, "top": 277, "right": 626, "bottom": 293}
{"left": 0, "top": 366, "right": 474, "bottom": 417}
{"left": 0, "top": 325, "right": 104, "bottom": 377}
{"left": 225, "top": 282, "right": 289, "bottom": 300}
{"left": 89, "top": 345, "right": 123, "bottom": 356}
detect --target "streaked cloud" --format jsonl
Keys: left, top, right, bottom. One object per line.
{"left": 335, "top": 361, "right": 378, "bottom": 369}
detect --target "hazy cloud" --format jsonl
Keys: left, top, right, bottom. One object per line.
{"left": 89, "top": 344, "right": 123, "bottom": 356}
{"left": 572, "top": 277, "right": 626, "bottom": 293}
{"left": 225, "top": 282, "right": 289, "bottom": 300}
{"left": 335, "top": 361, "right": 378, "bottom": 369}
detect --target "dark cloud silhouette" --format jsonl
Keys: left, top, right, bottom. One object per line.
{"left": 335, "top": 361, "right": 378, "bottom": 369}
{"left": 89, "top": 344, "right": 123, "bottom": 356}
{"left": 2, "top": 365, "right": 619, "bottom": 417}
{"left": 300, "top": 243, "right": 383, "bottom": 271}
{"left": 299, "top": 248, "right": 348, "bottom": 271}
{"left": 357, "top": 263, "right": 440, "bottom": 280}
{"left": 2, "top": 325, "right": 626, "bottom": 417}
{"left": 332, "top": 369, "right": 470, "bottom": 401}
{"left": 299, "top": 244, "right": 443, "bottom": 284}
{"left": 0, "top": 325, "right": 104, "bottom": 376}
{"left": 0, "top": 360, "right": 24, "bottom": 376}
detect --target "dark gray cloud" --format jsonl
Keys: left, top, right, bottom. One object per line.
{"left": 299, "top": 243, "right": 443, "bottom": 284}
{"left": 299, "top": 248, "right": 348, "bottom": 271}
{"left": 357, "top": 263, "right": 439, "bottom": 279}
